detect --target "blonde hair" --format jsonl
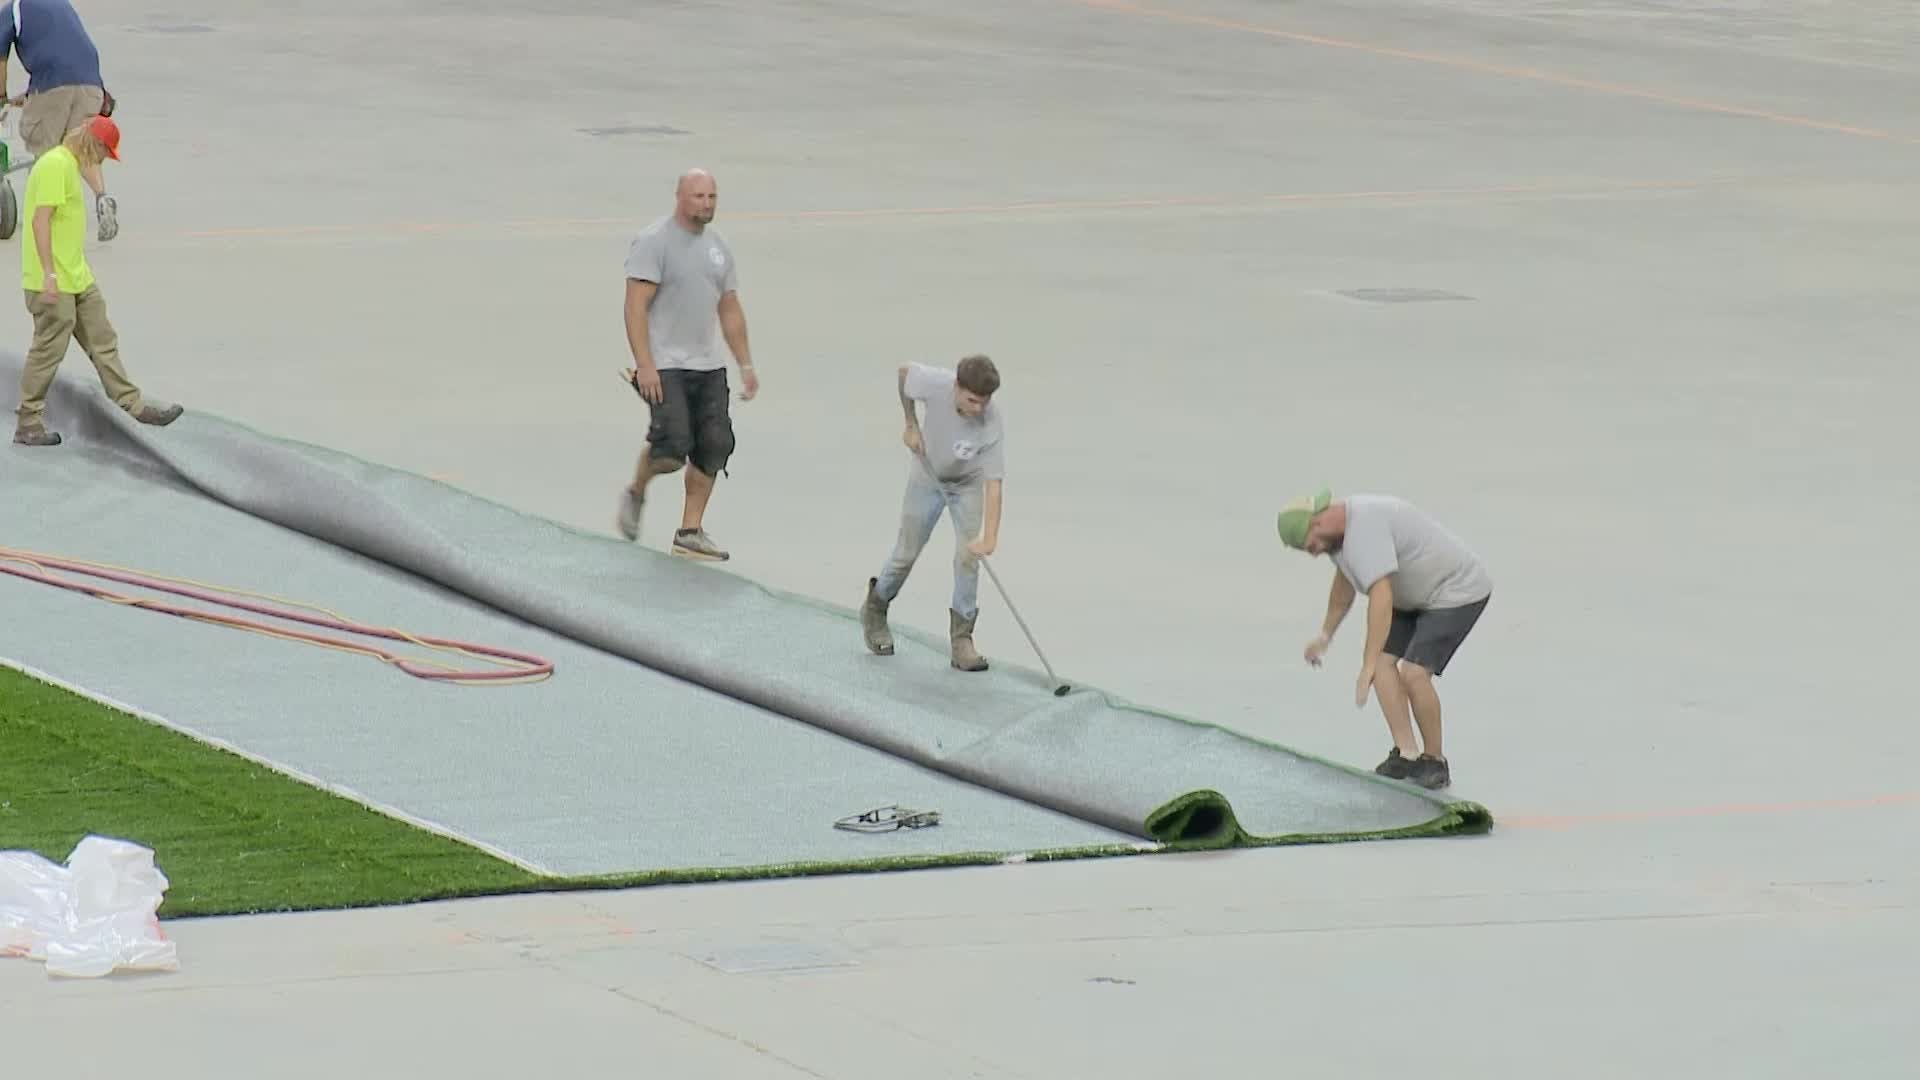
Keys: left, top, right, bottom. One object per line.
{"left": 61, "top": 125, "right": 109, "bottom": 168}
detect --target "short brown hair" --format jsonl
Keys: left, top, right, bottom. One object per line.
{"left": 956, "top": 354, "right": 999, "bottom": 397}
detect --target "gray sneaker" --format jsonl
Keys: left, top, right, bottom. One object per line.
{"left": 97, "top": 194, "right": 118, "bottom": 242}
{"left": 671, "top": 527, "right": 729, "bottom": 561}
{"left": 615, "top": 486, "right": 644, "bottom": 540}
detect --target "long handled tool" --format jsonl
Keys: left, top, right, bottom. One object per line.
{"left": 912, "top": 450, "right": 1071, "bottom": 697}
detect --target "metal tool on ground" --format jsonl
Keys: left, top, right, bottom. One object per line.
{"left": 911, "top": 450, "right": 1072, "bottom": 697}
{"left": 834, "top": 805, "right": 941, "bottom": 832}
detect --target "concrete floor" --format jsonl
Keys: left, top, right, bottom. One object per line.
{"left": 3, "top": 0, "right": 1915, "bottom": 1074}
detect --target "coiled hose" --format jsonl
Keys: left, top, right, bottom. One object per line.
{"left": 0, "top": 546, "right": 553, "bottom": 685}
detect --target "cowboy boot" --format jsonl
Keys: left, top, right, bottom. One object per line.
{"left": 949, "top": 608, "right": 988, "bottom": 672}
{"left": 862, "top": 578, "right": 895, "bottom": 655}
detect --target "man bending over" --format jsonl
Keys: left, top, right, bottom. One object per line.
{"left": 861, "top": 355, "right": 1005, "bottom": 673}
{"left": 1277, "top": 486, "right": 1492, "bottom": 789}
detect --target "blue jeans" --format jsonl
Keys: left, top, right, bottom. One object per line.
{"left": 874, "top": 464, "right": 984, "bottom": 619}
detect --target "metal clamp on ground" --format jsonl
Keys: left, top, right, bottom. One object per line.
{"left": 834, "top": 805, "right": 941, "bottom": 832}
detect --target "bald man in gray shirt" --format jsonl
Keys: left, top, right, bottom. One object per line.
{"left": 1276, "top": 487, "right": 1493, "bottom": 790}
{"left": 617, "top": 167, "right": 757, "bottom": 561}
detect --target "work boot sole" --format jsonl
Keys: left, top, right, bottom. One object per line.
{"left": 671, "top": 550, "right": 728, "bottom": 562}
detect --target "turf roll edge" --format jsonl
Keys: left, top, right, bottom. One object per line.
{"left": 2, "top": 351, "right": 1493, "bottom": 856}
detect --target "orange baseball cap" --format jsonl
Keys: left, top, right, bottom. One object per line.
{"left": 85, "top": 115, "right": 120, "bottom": 160}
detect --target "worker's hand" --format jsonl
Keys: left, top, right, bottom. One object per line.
{"left": 1354, "top": 660, "right": 1376, "bottom": 708}
{"left": 39, "top": 273, "right": 58, "bottom": 304}
{"left": 902, "top": 424, "right": 923, "bottom": 454}
{"left": 624, "top": 364, "right": 662, "bottom": 404}
{"left": 1304, "top": 634, "right": 1330, "bottom": 668}
{"left": 738, "top": 364, "right": 758, "bottom": 401}
{"left": 966, "top": 535, "right": 997, "bottom": 560}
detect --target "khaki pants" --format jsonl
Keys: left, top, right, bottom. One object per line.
{"left": 16, "top": 286, "right": 143, "bottom": 430}
{"left": 21, "top": 84, "right": 106, "bottom": 155}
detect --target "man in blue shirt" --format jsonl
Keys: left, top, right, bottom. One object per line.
{"left": 0, "top": 0, "right": 117, "bottom": 241}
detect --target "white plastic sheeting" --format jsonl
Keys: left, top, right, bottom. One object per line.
{"left": 1, "top": 836, "right": 179, "bottom": 978}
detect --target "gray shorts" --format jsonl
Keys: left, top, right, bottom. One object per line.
{"left": 1385, "top": 596, "right": 1488, "bottom": 675}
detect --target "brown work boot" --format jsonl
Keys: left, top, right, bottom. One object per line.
{"left": 949, "top": 608, "right": 988, "bottom": 672}
{"left": 862, "top": 578, "right": 895, "bottom": 656}
{"left": 135, "top": 403, "right": 184, "bottom": 426}
{"left": 12, "top": 425, "right": 62, "bottom": 446}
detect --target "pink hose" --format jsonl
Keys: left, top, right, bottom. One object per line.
{"left": 0, "top": 549, "right": 553, "bottom": 683}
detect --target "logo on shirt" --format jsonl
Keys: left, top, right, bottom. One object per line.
{"left": 708, "top": 245, "right": 726, "bottom": 268}
{"left": 952, "top": 440, "right": 978, "bottom": 461}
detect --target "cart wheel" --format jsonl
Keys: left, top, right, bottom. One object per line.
{"left": 0, "top": 180, "right": 15, "bottom": 241}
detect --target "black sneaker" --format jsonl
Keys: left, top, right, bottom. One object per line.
{"left": 1408, "top": 754, "right": 1451, "bottom": 790}
{"left": 1373, "top": 748, "right": 1415, "bottom": 780}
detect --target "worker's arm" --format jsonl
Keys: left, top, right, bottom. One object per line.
{"left": 33, "top": 206, "right": 57, "bottom": 300}
{"left": 1319, "top": 568, "right": 1355, "bottom": 640}
{"left": 718, "top": 291, "right": 751, "bottom": 369}
{"left": 1, "top": 23, "right": 20, "bottom": 105}
{"left": 1355, "top": 576, "right": 1395, "bottom": 705}
{"left": 623, "top": 280, "right": 657, "bottom": 366}
{"left": 622, "top": 279, "right": 659, "bottom": 400}
{"left": 718, "top": 290, "right": 756, "bottom": 399}
{"left": 897, "top": 366, "right": 918, "bottom": 423}
{"left": 898, "top": 366, "right": 922, "bottom": 452}
{"left": 1361, "top": 577, "right": 1394, "bottom": 666}
{"left": 969, "top": 479, "right": 1003, "bottom": 558}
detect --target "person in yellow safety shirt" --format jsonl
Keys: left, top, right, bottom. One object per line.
{"left": 12, "top": 115, "right": 179, "bottom": 447}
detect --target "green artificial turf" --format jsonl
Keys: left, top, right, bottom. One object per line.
{"left": 0, "top": 666, "right": 545, "bottom": 917}
{"left": 0, "top": 667, "right": 1132, "bottom": 918}
{"left": 0, "top": 664, "right": 1487, "bottom": 921}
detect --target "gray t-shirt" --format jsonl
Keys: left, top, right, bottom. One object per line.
{"left": 622, "top": 215, "right": 739, "bottom": 372}
{"left": 906, "top": 363, "right": 1005, "bottom": 485}
{"left": 1331, "top": 494, "right": 1492, "bottom": 611}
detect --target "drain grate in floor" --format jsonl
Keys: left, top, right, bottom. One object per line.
{"left": 685, "top": 942, "right": 860, "bottom": 975}
{"left": 1333, "top": 287, "right": 1474, "bottom": 303}
{"left": 579, "top": 123, "right": 692, "bottom": 138}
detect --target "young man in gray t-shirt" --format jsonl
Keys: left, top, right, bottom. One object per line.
{"left": 1276, "top": 486, "right": 1493, "bottom": 790}
{"left": 861, "top": 355, "right": 1006, "bottom": 672}
{"left": 615, "top": 168, "right": 758, "bottom": 562}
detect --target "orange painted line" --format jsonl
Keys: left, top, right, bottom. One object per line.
{"left": 170, "top": 176, "right": 1744, "bottom": 241}
{"left": 1073, "top": 0, "right": 1920, "bottom": 146}
{"left": 1502, "top": 791, "right": 1920, "bottom": 830}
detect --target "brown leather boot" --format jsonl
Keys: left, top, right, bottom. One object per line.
{"left": 861, "top": 578, "right": 895, "bottom": 656}
{"left": 949, "top": 608, "right": 988, "bottom": 672}
{"left": 12, "top": 425, "right": 62, "bottom": 446}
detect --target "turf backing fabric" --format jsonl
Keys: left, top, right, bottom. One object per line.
{"left": 0, "top": 353, "right": 1488, "bottom": 879}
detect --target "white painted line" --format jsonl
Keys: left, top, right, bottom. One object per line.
{"left": 0, "top": 656, "right": 557, "bottom": 878}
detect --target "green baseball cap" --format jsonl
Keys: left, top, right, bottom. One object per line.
{"left": 1275, "top": 485, "right": 1332, "bottom": 549}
